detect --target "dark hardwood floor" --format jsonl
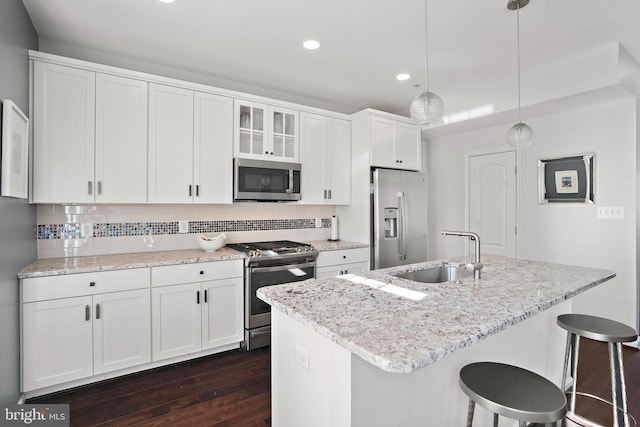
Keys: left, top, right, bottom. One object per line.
{"left": 28, "top": 339, "right": 640, "bottom": 426}
{"left": 29, "top": 348, "right": 271, "bottom": 427}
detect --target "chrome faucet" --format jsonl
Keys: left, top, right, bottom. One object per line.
{"left": 441, "top": 230, "right": 483, "bottom": 279}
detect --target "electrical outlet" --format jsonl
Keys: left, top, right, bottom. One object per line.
{"left": 178, "top": 220, "right": 189, "bottom": 233}
{"left": 294, "top": 344, "right": 309, "bottom": 371}
{"left": 315, "top": 218, "right": 322, "bottom": 228}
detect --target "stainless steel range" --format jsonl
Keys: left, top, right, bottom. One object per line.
{"left": 226, "top": 240, "right": 317, "bottom": 350}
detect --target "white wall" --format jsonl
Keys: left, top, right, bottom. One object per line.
{"left": 428, "top": 97, "right": 638, "bottom": 330}
{"left": 0, "top": 0, "right": 38, "bottom": 403}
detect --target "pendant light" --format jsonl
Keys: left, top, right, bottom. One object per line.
{"left": 410, "top": 0, "right": 444, "bottom": 129}
{"left": 506, "top": 0, "right": 533, "bottom": 147}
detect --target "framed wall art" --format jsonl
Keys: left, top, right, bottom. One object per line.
{"left": 538, "top": 153, "right": 595, "bottom": 204}
{"left": 1, "top": 99, "right": 29, "bottom": 199}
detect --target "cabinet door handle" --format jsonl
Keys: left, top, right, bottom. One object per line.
{"left": 204, "top": 289, "right": 208, "bottom": 303}
{"left": 96, "top": 303, "right": 101, "bottom": 319}
{"left": 196, "top": 290, "right": 200, "bottom": 304}
{"left": 196, "top": 185, "right": 200, "bottom": 197}
{"left": 189, "top": 185, "right": 193, "bottom": 197}
{"left": 85, "top": 305, "right": 91, "bottom": 321}
{"left": 88, "top": 181, "right": 93, "bottom": 195}
{"left": 328, "top": 189, "right": 332, "bottom": 199}
{"left": 97, "top": 181, "right": 102, "bottom": 195}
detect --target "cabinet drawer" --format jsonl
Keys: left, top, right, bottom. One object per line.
{"left": 316, "top": 248, "right": 369, "bottom": 268}
{"left": 22, "top": 268, "right": 150, "bottom": 303}
{"left": 151, "top": 259, "right": 243, "bottom": 287}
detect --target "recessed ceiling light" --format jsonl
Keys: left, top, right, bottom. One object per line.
{"left": 396, "top": 73, "right": 411, "bottom": 81}
{"left": 303, "top": 40, "right": 321, "bottom": 50}
{"left": 158, "top": 0, "right": 176, "bottom": 3}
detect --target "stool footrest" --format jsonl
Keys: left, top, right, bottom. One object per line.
{"left": 566, "top": 391, "right": 637, "bottom": 427}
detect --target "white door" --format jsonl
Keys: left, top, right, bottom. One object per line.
{"left": 299, "top": 112, "right": 327, "bottom": 204}
{"left": 152, "top": 283, "right": 202, "bottom": 361}
{"left": 468, "top": 151, "right": 517, "bottom": 258}
{"left": 148, "top": 83, "right": 194, "bottom": 203}
{"left": 394, "top": 122, "right": 421, "bottom": 171}
{"left": 201, "top": 278, "right": 244, "bottom": 350}
{"left": 194, "top": 92, "right": 233, "bottom": 204}
{"left": 32, "top": 62, "right": 95, "bottom": 203}
{"left": 93, "top": 289, "right": 151, "bottom": 375}
{"left": 326, "top": 118, "right": 351, "bottom": 204}
{"left": 95, "top": 73, "right": 148, "bottom": 203}
{"left": 22, "top": 296, "right": 94, "bottom": 391}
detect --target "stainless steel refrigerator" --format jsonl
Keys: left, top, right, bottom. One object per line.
{"left": 371, "top": 168, "right": 427, "bottom": 269}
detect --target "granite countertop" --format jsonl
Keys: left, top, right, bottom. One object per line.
{"left": 18, "top": 248, "right": 245, "bottom": 279}
{"left": 257, "top": 255, "right": 615, "bottom": 374}
{"left": 19, "top": 240, "right": 369, "bottom": 279}
{"left": 306, "top": 240, "right": 368, "bottom": 252}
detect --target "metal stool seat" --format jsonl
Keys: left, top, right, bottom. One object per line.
{"left": 557, "top": 313, "right": 638, "bottom": 427}
{"left": 459, "top": 362, "right": 567, "bottom": 427}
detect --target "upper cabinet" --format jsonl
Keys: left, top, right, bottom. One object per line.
{"left": 300, "top": 113, "right": 351, "bottom": 205}
{"left": 370, "top": 115, "right": 421, "bottom": 171}
{"left": 32, "top": 62, "right": 148, "bottom": 204}
{"left": 234, "top": 100, "right": 299, "bottom": 163}
{"left": 148, "top": 84, "right": 233, "bottom": 204}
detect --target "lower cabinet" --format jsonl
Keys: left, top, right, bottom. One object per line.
{"left": 151, "top": 260, "right": 244, "bottom": 361}
{"left": 316, "top": 247, "right": 369, "bottom": 279}
{"left": 21, "top": 269, "right": 151, "bottom": 392}
{"left": 20, "top": 259, "right": 244, "bottom": 396}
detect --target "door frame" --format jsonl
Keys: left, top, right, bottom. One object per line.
{"left": 464, "top": 149, "right": 521, "bottom": 259}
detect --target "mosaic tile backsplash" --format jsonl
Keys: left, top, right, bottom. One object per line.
{"left": 38, "top": 218, "right": 332, "bottom": 240}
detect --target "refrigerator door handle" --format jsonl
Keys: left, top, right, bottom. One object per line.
{"left": 398, "top": 191, "right": 407, "bottom": 261}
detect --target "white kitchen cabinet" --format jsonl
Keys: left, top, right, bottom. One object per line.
{"left": 370, "top": 116, "right": 421, "bottom": 171}
{"left": 234, "top": 99, "right": 299, "bottom": 162}
{"left": 300, "top": 113, "right": 351, "bottom": 205}
{"left": 148, "top": 83, "right": 233, "bottom": 204}
{"left": 32, "top": 61, "right": 148, "bottom": 203}
{"left": 151, "top": 260, "right": 243, "bottom": 361}
{"left": 95, "top": 73, "right": 148, "bottom": 203}
{"left": 316, "top": 247, "right": 369, "bottom": 279}
{"left": 21, "top": 269, "right": 151, "bottom": 392}
{"left": 32, "top": 61, "right": 96, "bottom": 203}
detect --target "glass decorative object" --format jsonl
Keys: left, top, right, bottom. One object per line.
{"left": 410, "top": 91, "right": 444, "bottom": 129}
{"left": 507, "top": 122, "right": 533, "bottom": 147}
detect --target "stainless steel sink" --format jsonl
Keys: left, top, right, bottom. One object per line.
{"left": 392, "top": 263, "right": 473, "bottom": 283}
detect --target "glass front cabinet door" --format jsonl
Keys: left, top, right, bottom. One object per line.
{"left": 234, "top": 100, "right": 299, "bottom": 162}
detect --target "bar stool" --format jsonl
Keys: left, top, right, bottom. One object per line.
{"left": 557, "top": 313, "right": 638, "bottom": 427}
{"left": 459, "top": 361, "right": 567, "bottom": 427}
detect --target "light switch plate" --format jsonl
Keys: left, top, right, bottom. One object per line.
{"left": 597, "top": 206, "right": 624, "bottom": 219}
{"left": 178, "top": 220, "right": 189, "bottom": 233}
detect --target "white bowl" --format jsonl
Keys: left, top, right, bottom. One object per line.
{"left": 196, "top": 233, "right": 226, "bottom": 252}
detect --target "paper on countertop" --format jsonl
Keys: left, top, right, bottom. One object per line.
{"left": 337, "top": 274, "right": 427, "bottom": 301}
{"left": 288, "top": 268, "right": 308, "bottom": 277}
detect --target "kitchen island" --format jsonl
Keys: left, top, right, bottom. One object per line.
{"left": 257, "top": 255, "right": 616, "bottom": 426}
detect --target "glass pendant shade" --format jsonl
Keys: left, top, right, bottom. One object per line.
{"left": 410, "top": 90, "right": 444, "bottom": 129}
{"left": 506, "top": 122, "right": 533, "bottom": 147}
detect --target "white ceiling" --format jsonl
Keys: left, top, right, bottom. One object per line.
{"left": 20, "top": 0, "right": 640, "bottom": 118}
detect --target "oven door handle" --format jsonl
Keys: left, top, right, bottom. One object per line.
{"left": 250, "top": 261, "right": 316, "bottom": 274}
{"left": 250, "top": 327, "right": 271, "bottom": 338}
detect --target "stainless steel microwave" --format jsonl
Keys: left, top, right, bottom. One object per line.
{"left": 233, "top": 158, "right": 301, "bottom": 201}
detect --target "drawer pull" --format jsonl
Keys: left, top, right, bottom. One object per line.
{"left": 85, "top": 305, "right": 90, "bottom": 321}
{"left": 200, "top": 271, "right": 204, "bottom": 275}
{"left": 89, "top": 281, "right": 96, "bottom": 287}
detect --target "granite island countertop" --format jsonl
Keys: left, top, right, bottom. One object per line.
{"left": 257, "top": 254, "right": 615, "bottom": 374}
{"left": 18, "top": 240, "right": 368, "bottom": 279}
